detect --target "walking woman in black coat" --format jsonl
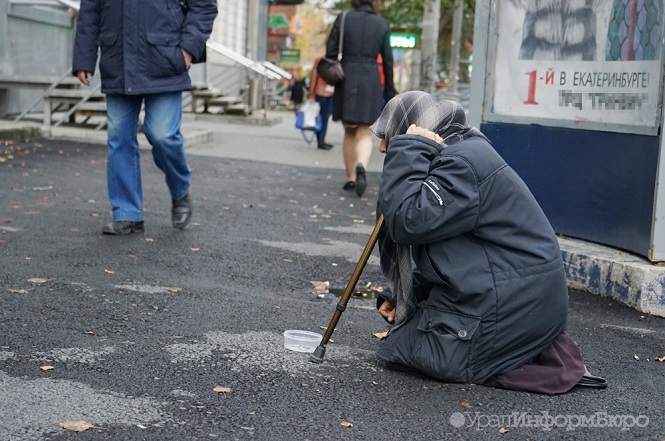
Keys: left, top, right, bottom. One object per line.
{"left": 325, "top": 0, "right": 396, "bottom": 197}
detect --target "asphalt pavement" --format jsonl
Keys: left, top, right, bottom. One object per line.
{"left": 1, "top": 112, "right": 665, "bottom": 440}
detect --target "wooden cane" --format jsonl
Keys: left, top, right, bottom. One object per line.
{"left": 310, "top": 214, "right": 385, "bottom": 363}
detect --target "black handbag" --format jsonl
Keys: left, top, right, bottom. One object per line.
{"left": 317, "top": 12, "right": 346, "bottom": 85}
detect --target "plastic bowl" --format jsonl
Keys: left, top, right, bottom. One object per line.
{"left": 283, "top": 330, "right": 323, "bottom": 353}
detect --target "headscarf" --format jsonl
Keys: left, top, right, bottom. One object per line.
{"left": 371, "top": 91, "right": 487, "bottom": 330}
{"left": 370, "top": 90, "right": 488, "bottom": 146}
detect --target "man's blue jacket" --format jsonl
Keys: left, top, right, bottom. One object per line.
{"left": 73, "top": 0, "right": 217, "bottom": 95}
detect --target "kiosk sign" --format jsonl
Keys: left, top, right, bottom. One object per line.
{"left": 491, "top": 0, "right": 663, "bottom": 133}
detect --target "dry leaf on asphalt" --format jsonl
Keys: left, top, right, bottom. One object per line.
{"left": 372, "top": 331, "right": 388, "bottom": 339}
{"left": 57, "top": 421, "right": 106, "bottom": 432}
{"left": 498, "top": 427, "right": 509, "bottom": 434}
{"left": 340, "top": 420, "right": 353, "bottom": 428}
{"left": 39, "top": 365, "right": 54, "bottom": 371}
{"left": 164, "top": 287, "right": 181, "bottom": 293}
{"left": 27, "top": 277, "right": 51, "bottom": 284}
{"left": 8, "top": 288, "right": 30, "bottom": 294}
{"left": 104, "top": 269, "right": 115, "bottom": 275}
{"left": 190, "top": 248, "right": 200, "bottom": 252}
{"left": 213, "top": 386, "right": 232, "bottom": 394}
{"left": 146, "top": 237, "right": 155, "bottom": 243}
{"left": 460, "top": 402, "right": 471, "bottom": 408}
{"left": 310, "top": 281, "right": 330, "bottom": 292}
{"left": 83, "top": 331, "right": 96, "bottom": 336}
{"left": 242, "top": 203, "right": 253, "bottom": 208}
{"left": 352, "top": 219, "right": 364, "bottom": 223}
{"left": 656, "top": 356, "right": 665, "bottom": 362}
{"left": 0, "top": 218, "right": 12, "bottom": 223}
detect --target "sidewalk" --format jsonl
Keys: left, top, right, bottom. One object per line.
{"left": 3, "top": 113, "right": 665, "bottom": 318}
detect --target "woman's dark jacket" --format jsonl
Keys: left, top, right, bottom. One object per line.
{"left": 73, "top": 0, "right": 217, "bottom": 95}
{"left": 325, "top": 5, "right": 396, "bottom": 124}
{"left": 377, "top": 134, "right": 569, "bottom": 384}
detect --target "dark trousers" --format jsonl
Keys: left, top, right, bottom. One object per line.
{"left": 315, "top": 95, "right": 333, "bottom": 145}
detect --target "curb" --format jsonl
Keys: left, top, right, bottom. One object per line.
{"left": 560, "top": 237, "right": 665, "bottom": 317}
{"left": 0, "top": 125, "right": 42, "bottom": 140}
{"left": 44, "top": 126, "right": 213, "bottom": 149}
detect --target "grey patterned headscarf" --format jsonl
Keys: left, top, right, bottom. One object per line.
{"left": 370, "top": 90, "right": 488, "bottom": 146}
{"left": 372, "top": 91, "right": 487, "bottom": 330}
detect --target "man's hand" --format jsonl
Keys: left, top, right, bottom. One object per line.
{"left": 75, "top": 71, "right": 93, "bottom": 86}
{"left": 378, "top": 301, "right": 396, "bottom": 324}
{"left": 406, "top": 124, "right": 443, "bottom": 144}
{"left": 181, "top": 48, "right": 192, "bottom": 69}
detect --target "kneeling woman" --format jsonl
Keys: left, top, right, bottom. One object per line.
{"left": 370, "top": 91, "right": 605, "bottom": 394}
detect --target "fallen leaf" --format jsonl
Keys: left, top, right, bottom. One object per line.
{"left": 190, "top": 247, "right": 200, "bottom": 252}
{"left": 340, "top": 420, "right": 353, "bottom": 428}
{"left": 310, "top": 280, "right": 330, "bottom": 292}
{"left": 104, "top": 269, "right": 115, "bottom": 275}
{"left": 460, "top": 402, "right": 471, "bottom": 408}
{"left": 146, "top": 237, "right": 155, "bottom": 242}
{"left": 86, "top": 199, "right": 96, "bottom": 203}
{"left": 289, "top": 200, "right": 299, "bottom": 204}
{"left": 213, "top": 386, "right": 232, "bottom": 394}
{"left": 57, "top": 421, "right": 106, "bottom": 432}
{"left": 164, "top": 287, "right": 181, "bottom": 293}
{"left": 498, "top": 427, "right": 509, "bottom": 434}
{"left": 84, "top": 331, "right": 96, "bottom": 336}
{"left": 372, "top": 331, "right": 388, "bottom": 339}
{"left": 634, "top": 354, "right": 640, "bottom": 361}
{"left": 352, "top": 219, "right": 364, "bottom": 223}
{"left": 656, "top": 356, "right": 665, "bottom": 362}
{"left": 27, "top": 277, "right": 51, "bottom": 284}
{"left": 89, "top": 212, "right": 99, "bottom": 217}
{"left": 309, "top": 215, "right": 318, "bottom": 218}
{"left": 242, "top": 203, "right": 253, "bottom": 208}
{"left": 40, "top": 365, "right": 54, "bottom": 371}
{"left": 8, "top": 288, "right": 30, "bottom": 294}
{"left": 0, "top": 218, "right": 12, "bottom": 223}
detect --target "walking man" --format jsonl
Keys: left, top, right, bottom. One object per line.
{"left": 73, "top": 0, "right": 218, "bottom": 235}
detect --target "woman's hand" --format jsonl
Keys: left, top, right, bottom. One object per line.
{"left": 407, "top": 124, "right": 443, "bottom": 144}
{"left": 378, "top": 300, "right": 396, "bottom": 323}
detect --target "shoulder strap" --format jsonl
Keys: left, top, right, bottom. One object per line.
{"left": 337, "top": 12, "right": 346, "bottom": 62}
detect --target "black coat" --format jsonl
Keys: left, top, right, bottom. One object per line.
{"left": 377, "top": 135, "right": 569, "bottom": 384}
{"left": 325, "top": 5, "right": 395, "bottom": 125}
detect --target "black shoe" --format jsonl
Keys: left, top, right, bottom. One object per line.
{"left": 342, "top": 181, "right": 355, "bottom": 191}
{"left": 172, "top": 193, "right": 192, "bottom": 229}
{"left": 354, "top": 163, "right": 367, "bottom": 197}
{"left": 575, "top": 374, "right": 608, "bottom": 389}
{"left": 102, "top": 221, "right": 144, "bottom": 235}
{"left": 318, "top": 142, "right": 333, "bottom": 150}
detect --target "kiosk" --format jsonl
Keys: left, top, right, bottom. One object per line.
{"left": 469, "top": 0, "right": 665, "bottom": 261}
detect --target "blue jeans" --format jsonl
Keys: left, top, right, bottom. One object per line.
{"left": 105, "top": 92, "right": 190, "bottom": 222}
{"left": 315, "top": 95, "right": 333, "bottom": 145}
